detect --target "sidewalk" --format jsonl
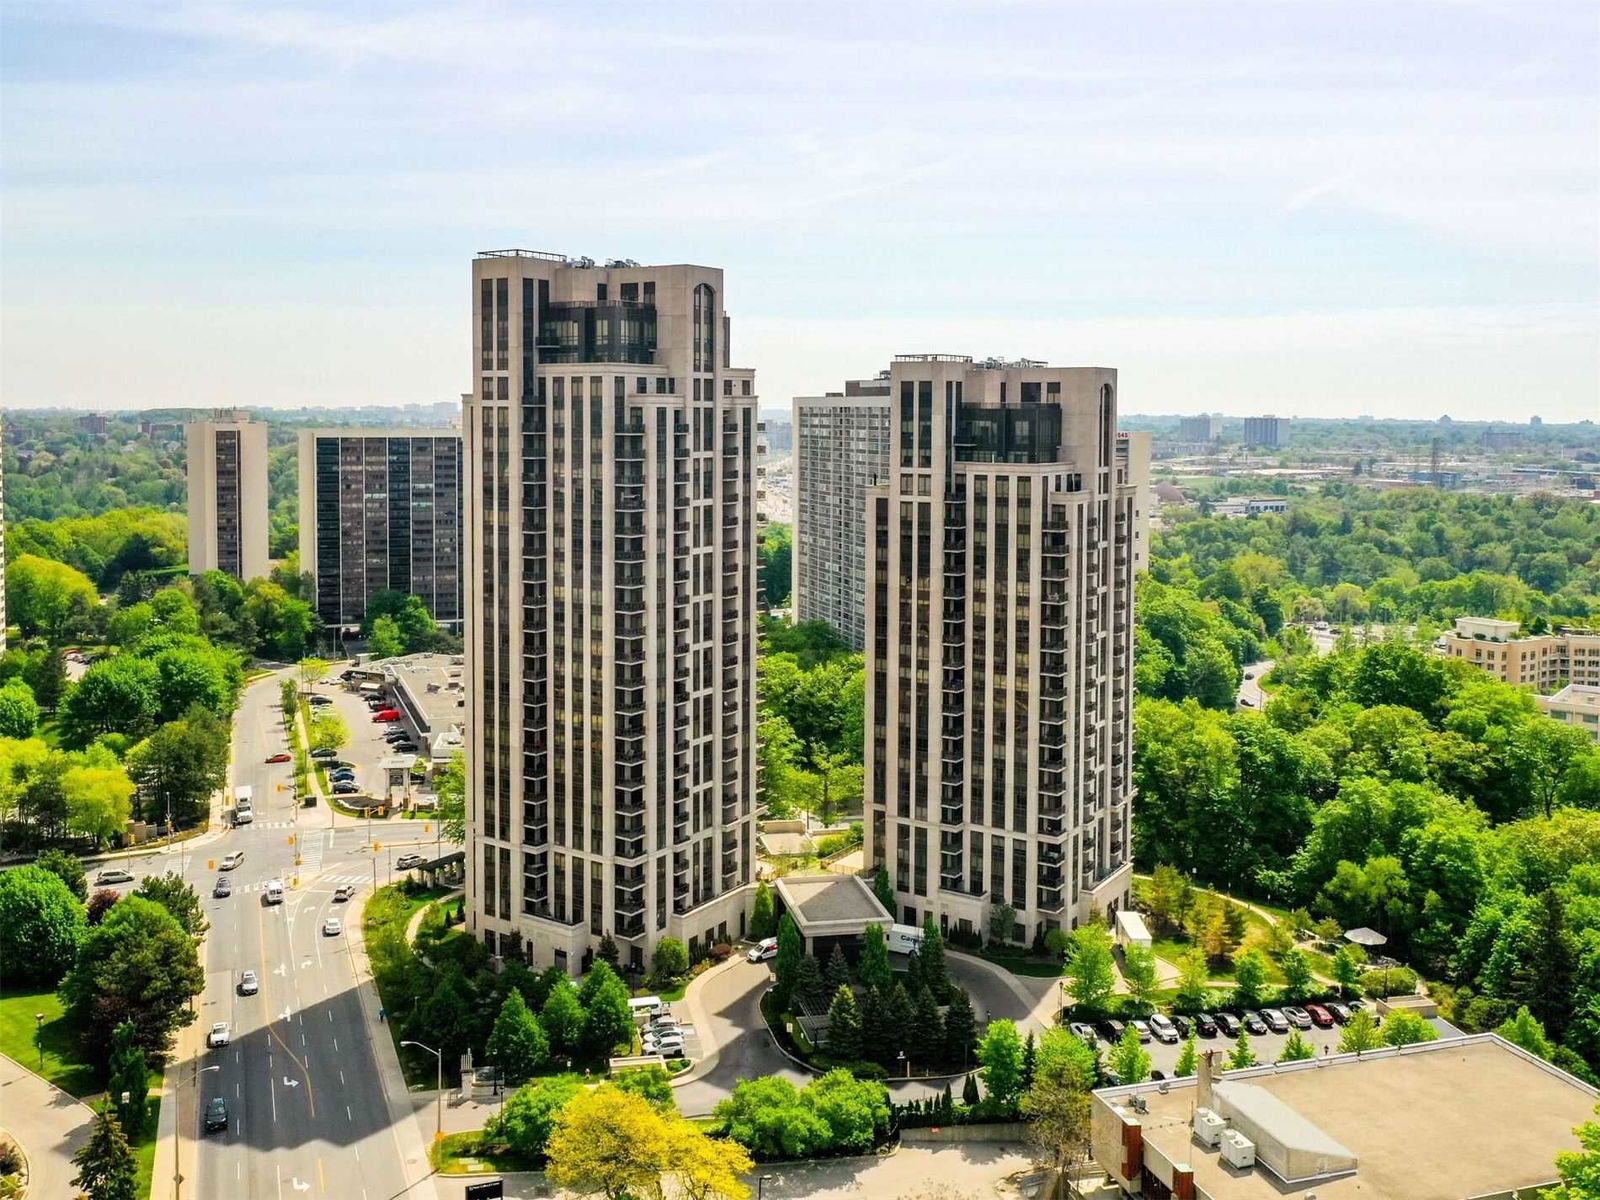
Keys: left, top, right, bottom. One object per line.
{"left": 0, "top": 1052, "right": 94, "bottom": 1200}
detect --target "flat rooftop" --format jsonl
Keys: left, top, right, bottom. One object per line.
{"left": 1107, "top": 1036, "right": 1593, "bottom": 1200}
{"left": 774, "top": 875, "right": 891, "bottom": 938}
{"left": 1548, "top": 684, "right": 1600, "bottom": 710}
{"left": 377, "top": 653, "right": 468, "bottom": 730}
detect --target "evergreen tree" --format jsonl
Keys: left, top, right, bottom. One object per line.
{"left": 749, "top": 881, "right": 776, "bottom": 941}
{"left": 885, "top": 981, "right": 916, "bottom": 1061}
{"left": 942, "top": 986, "right": 978, "bottom": 1068}
{"left": 962, "top": 1072, "right": 980, "bottom": 1107}
{"left": 906, "top": 949, "right": 923, "bottom": 998}
{"left": 72, "top": 1106, "right": 137, "bottom": 1200}
{"left": 1021, "top": 1030, "right": 1037, "bottom": 1092}
{"left": 1517, "top": 888, "right": 1577, "bottom": 1040}
{"left": 872, "top": 864, "right": 895, "bottom": 915}
{"left": 774, "top": 913, "right": 804, "bottom": 1009}
{"left": 825, "top": 985, "right": 863, "bottom": 1061}
{"left": 824, "top": 944, "right": 851, "bottom": 996}
{"left": 794, "top": 953, "right": 826, "bottom": 1011}
{"left": 1226, "top": 1029, "right": 1257, "bottom": 1070}
{"left": 860, "top": 987, "right": 894, "bottom": 1066}
{"left": 859, "top": 923, "right": 892, "bottom": 991}
{"left": 105, "top": 1022, "right": 149, "bottom": 1139}
{"left": 1277, "top": 1030, "right": 1315, "bottom": 1062}
{"left": 912, "top": 986, "right": 943, "bottom": 1068}
{"left": 941, "top": 1082, "right": 954, "bottom": 1121}
{"left": 595, "top": 932, "right": 620, "bottom": 970}
{"left": 1173, "top": 1033, "right": 1198, "bottom": 1078}
{"left": 919, "top": 915, "right": 949, "bottom": 1002}
{"left": 1109, "top": 1025, "right": 1151, "bottom": 1085}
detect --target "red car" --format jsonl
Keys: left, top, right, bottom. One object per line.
{"left": 372, "top": 710, "right": 400, "bottom": 722}
{"left": 264, "top": 752, "right": 292, "bottom": 763}
{"left": 1305, "top": 1003, "right": 1335, "bottom": 1028}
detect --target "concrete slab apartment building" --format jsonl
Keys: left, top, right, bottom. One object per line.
{"left": 297, "top": 428, "right": 464, "bottom": 630}
{"left": 865, "top": 355, "right": 1149, "bottom": 946}
{"left": 464, "top": 250, "right": 759, "bottom": 975}
{"left": 185, "top": 409, "right": 269, "bottom": 582}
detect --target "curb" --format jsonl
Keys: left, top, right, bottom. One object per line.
{"left": 667, "top": 955, "right": 749, "bottom": 1088}
{"left": 0, "top": 1124, "right": 28, "bottom": 1199}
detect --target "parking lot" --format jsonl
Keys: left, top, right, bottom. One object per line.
{"left": 308, "top": 676, "right": 423, "bottom": 803}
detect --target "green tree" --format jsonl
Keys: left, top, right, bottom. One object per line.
{"left": 1508, "top": 717, "right": 1595, "bottom": 820}
{"left": 715, "top": 1075, "right": 831, "bottom": 1159}
{"left": 977, "top": 1019, "right": 1026, "bottom": 1109}
{"left": 943, "top": 986, "right": 978, "bottom": 1068}
{"left": 539, "top": 978, "right": 585, "bottom": 1058}
{"left": 1337, "top": 1009, "right": 1382, "bottom": 1053}
{"left": 824, "top": 944, "right": 851, "bottom": 996}
{"left": 1065, "top": 923, "right": 1116, "bottom": 1013}
{"left": 1036, "top": 1026, "right": 1098, "bottom": 1086}
{"left": 486, "top": 1074, "right": 583, "bottom": 1158}
{"left": 749, "top": 880, "right": 776, "bottom": 940}
{"left": 1226, "top": 1029, "right": 1257, "bottom": 1070}
{"left": 34, "top": 847, "right": 88, "bottom": 901}
{"left": 1122, "top": 944, "right": 1159, "bottom": 1013}
{"left": 126, "top": 708, "right": 229, "bottom": 827}
{"left": 0, "top": 863, "right": 85, "bottom": 985}
{"left": 859, "top": 923, "right": 892, "bottom": 992}
{"left": 872, "top": 864, "right": 895, "bottom": 915}
{"left": 1278, "top": 1030, "right": 1315, "bottom": 1062}
{"left": 60, "top": 894, "right": 203, "bottom": 1062}
{"left": 962, "top": 1072, "right": 980, "bottom": 1106}
{"left": 1518, "top": 888, "right": 1578, "bottom": 1040}
{"left": 1174, "top": 1033, "right": 1198, "bottom": 1077}
{"left": 1021, "top": 1053, "right": 1092, "bottom": 1183}
{"left": 1109, "top": 1024, "right": 1151, "bottom": 1084}
{"left": 580, "top": 971, "right": 634, "bottom": 1059}
{"left": 60, "top": 656, "right": 160, "bottom": 745}
{"left": 912, "top": 986, "right": 944, "bottom": 1068}
{"left": 106, "top": 1021, "right": 150, "bottom": 1138}
{"left": 825, "top": 984, "right": 863, "bottom": 1061}
{"left": 6, "top": 554, "right": 98, "bottom": 640}
{"left": 367, "top": 615, "right": 405, "bottom": 660}
{"left": 1232, "top": 949, "right": 1268, "bottom": 1009}
{"left": 0, "top": 677, "right": 41, "bottom": 738}
{"left": 1174, "top": 948, "right": 1212, "bottom": 1011}
{"left": 132, "top": 871, "right": 209, "bottom": 939}
{"left": 988, "top": 903, "right": 1017, "bottom": 946}
{"left": 757, "top": 522, "right": 793, "bottom": 608}
{"left": 773, "top": 913, "right": 803, "bottom": 1008}
{"left": 1381, "top": 1010, "right": 1439, "bottom": 1047}
{"left": 794, "top": 953, "right": 825, "bottom": 1011}
{"left": 62, "top": 757, "right": 135, "bottom": 845}
{"left": 242, "top": 579, "right": 315, "bottom": 660}
{"left": 595, "top": 932, "right": 620, "bottom": 970}
{"left": 1332, "top": 945, "right": 1363, "bottom": 998}
{"left": 613, "top": 1063, "right": 676, "bottom": 1112}
{"left": 308, "top": 709, "right": 349, "bottom": 755}
{"left": 1495, "top": 1006, "right": 1553, "bottom": 1060}
{"left": 435, "top": 749, "right": 465, "bottom": 843}
{"left": 1144, "top": 864, "right": 1193, "bottom": 933}
{"left": 1546, "top": 1102, "right": 1600, "bottom": 1200}
{"left": 485, "top": 990, "right": 549, "bottom": 1085}
{"left": 653, "top": 935, "right": 689, "bottom": 982}
{"left": 71, "top": 1105, "right": 137, "bottom": 1200}
{"left": 1280, "top": 948, "right": 1314, "bottom": 1002}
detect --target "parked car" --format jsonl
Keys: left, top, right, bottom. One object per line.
{"left": 384, "top": 729, "right": 410, "bottom": 741}
{"left": 95, "top": 867, "right": 135, "bottom": 885}
{"left": 323, "top": 917, "right": 343, "bottom": 936}
{"left": 1150, "top": 1069, "right": 1167, "bottom": 1082}
{"left": 1282, "top": 1006, "right": 1313, "bottom": 1030}
{"left": 1305, "top": 1004, "right": 1335, "bottom": 1028}
{"left": 1194, "top": 1012, "right": 1219, "bottom": 1038}
{"left": 206, "top": 1021, "right": 231, "bottom": 1048}
{"left": 1325, "top": 1002, "right": 1351, "bottom": 1024}
{"left": 1067, "top": 1022, "right": 1098, "bottom": 1044}
{"left": 1098, "top": 1019, "right": 1126, "bottom": 1043}
{"left": 372, "top": 710, "right": 400, "bottom": 722}
{"left": 395, "top": 853, "right": 426, "bottom": 870}
{"left": 1245, "top": 1010, "right": 1272, "bottom": 1035}
{"left": 238, "top": 970, "right": 259, "bottom": 995}
{"left": 308, "top": 695, "right": 333, "bottom": 707}
{"left": 391, "top": 741, "right": 418, "bottom": 754}
{"left": 644, "top": 1034, "right": 685, "bottom": 1057}
{"left": 1148, "top": 1014, "right": 1180, "bottom": 1044}
{"left": 204, "top": 1097, "right": 229, "bottom": 1133}
{"left": 332, "top": 782, "right": 360, "bottom": 795}
{"left": 1346, "top": 998, "right": 1367, "bottom": 1013}
{"left": 265, "top": 752, "right": 292, "bottom": 763}
{"left": 1172, "top": 1015, "right": 1192, "bottom": 1039}
{"left": 329, "top": 769, "right": 356, "bottom": 781}
{"left": 310, "top": 748, "right": 338, "bottom": 759}
{"left": 214, "top": 877, "right": 231, "bottom": 898}
{"left": 747, "top": 937, "right": 778, "bottom": 962}
{"left": 1214, "top": 1012, "right": 1241, "bottom": 1037}
{"left": 333, "top": 885, "right": 355, "bottom": 902}
{"left": 219, "top": 852, "right": 244, "bottom": 870}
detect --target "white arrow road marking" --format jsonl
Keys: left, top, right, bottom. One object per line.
{"left": 274, "top": 964, "right": 287, "bottom": 976}
{"left": 279, "top": 1008, "right": 293, "bottom": 1022}
{"left": 292, "top": 1178, "right": 311, "bottom": 1193}
{"left": 283, "top": 1077, "right": 300, "bottom": 1088}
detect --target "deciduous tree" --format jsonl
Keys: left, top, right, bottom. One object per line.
{"left": 0, "top": 863, "right": 85, "bottom": 985}
{"left": 485, "top": 990, "right": 549, "bottom": 1084}
{"left": 1109, "top": 1025, "right": 1151, "bottom": 1084}
{"left": 486, "top": 1074, "right": 582, "bottom": 1158}
{"left": 1065, "top": 923, "right": 1116, "bottom": 1013}
{"left": 977, "top": 1019, "right": 1025, "bottom": 1109}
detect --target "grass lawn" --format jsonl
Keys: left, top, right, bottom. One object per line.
{"left": 430, "top": 1130, "right": 543, "bottom": 1176}
{"left": 133, "top": 1096, "right": 161, "bottom": 1200}
{"left": 978, "top": 949, "right": 1067, "bottom": 978}
{"left": 0, "top": 987, "right": 97, "bottom": 1098}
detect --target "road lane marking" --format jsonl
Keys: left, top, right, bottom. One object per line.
{"left": 271, "top": 1074, "right": 277, "bottom": 1121}
{"left": 317, "top": 1157, "right": 326, "bottom": 1192}
{"left": 333, "top": 1038, "right": 339, "bottom": 1052}
{"left": 346, "top": 1105, "right": 352, "bottom": 1122}
{"left": 339, "top": 1070, "right": 345, "bottom": 1086}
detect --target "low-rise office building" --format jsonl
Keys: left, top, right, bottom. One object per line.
{"left": 1541, "top": 683, "right": 1600, "bottom": 742}
{"left": 352, "top": 652, "right": 468, "bottom": 773}
{"left": 1438, "top": 616, "right": 1600, "bottom": 692}
{"left": 1092, "top": 1034, "right": 1594, "bottom": 1199}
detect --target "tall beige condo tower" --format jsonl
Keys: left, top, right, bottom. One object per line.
{"left": 465, "top": 251, "right": 759, "bottom": 974}
{"left": 865, "top": 356, "right": 1146, "bottom": 943}
{"left": 185, "top": 410, "right": 269, "bottom": 582}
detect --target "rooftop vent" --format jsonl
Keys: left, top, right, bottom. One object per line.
{"left": 1220, "top": 1129, "right": 1256, "bottom": 1170}
{"left": 1194, "top": 1108, "right": 1226, "bottom": 1148}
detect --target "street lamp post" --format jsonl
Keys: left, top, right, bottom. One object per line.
{"left": 34, "top": 1013, "right": 44, "bottom": 1069}
{"left": 176, "top": 1062, "right": 220, "bottom": 1200}
{"left": 402, "top": 1040, "right": 444, "bottom": 1145}
{"left": 757, "top": 1174, "right": 774, "bottom": 1199}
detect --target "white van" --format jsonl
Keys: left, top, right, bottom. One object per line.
{"left": 629, "top": 996, "right": 665, "bottom": 1020}
{"left": 886, "top": 923, "right": 925, "bottom": 955}
{"left": 746, "top": 937, "right": 778, "bottom": 963}
{"left": 265, "top": 879, "right": 284, "bottom": 905}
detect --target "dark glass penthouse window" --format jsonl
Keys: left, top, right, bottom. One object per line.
{"left": 954, "top": 403, "right": 1063, "bottom": 464}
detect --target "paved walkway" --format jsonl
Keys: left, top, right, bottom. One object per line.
{"left": 0, "top": 1052, "right": 94, "bottom": 1200}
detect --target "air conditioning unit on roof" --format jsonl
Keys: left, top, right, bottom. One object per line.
{"left": 1193, "top": 1108, "right": 1225, "bottom": 1147}
{"left": 1220, "top": 1129, "right": 1255, "bottom": 1169}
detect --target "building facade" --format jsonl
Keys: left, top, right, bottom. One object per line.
{"left": 464, "top": 251, "right": 759, "bottom": 974}
{"left": 792, "top": 380, "right": 893, "bottom": 648}
{"left": 1242, "top": 415, "right": 1284, "bottom": 448}
{"left": 297, "top": 429, "right": 464, "bottom": 629}
{"left": 0, "top": 422, "right": 6, "bottom": 653}
{"left": 1438, "top": 616, "right": 1600, "bottom": 692}
{"left": 1178, "top": 413, "right": 1222, "bottom": 443}
{"left": 864, "top": 355, "right": 1145, "bottom": 946}
{"left": 185, "top": 410, "right": 268, "bottom": 582}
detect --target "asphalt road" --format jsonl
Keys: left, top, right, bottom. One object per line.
{"left": 97, "top": 672, "right": 440, "bottom": 1200}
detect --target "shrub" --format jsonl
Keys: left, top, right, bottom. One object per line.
{"left": 0, "top": 1138, "right": 19, "bottom": 1176}
{"left": 710, "top": 942, "right": 734, "bottom": 963}
{"left": 843, "top": 1060, "right": 887, "bottom": 1081}
{"left": 1360, "top": 966, "right": 1418, "bottom": 999}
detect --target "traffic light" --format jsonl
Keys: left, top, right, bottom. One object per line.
{"left": 207, "top": 860, "right": 215, "bottom": 870}
{"left": 373, "top": 841, "right": 382, "bottom": 852}
{"left": 287, "top": 835, "right": 295, "bottom": 846}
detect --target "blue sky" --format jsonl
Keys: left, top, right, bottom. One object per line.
{"left": 2, "top": 0, "right": 1596, "bottom": 420}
